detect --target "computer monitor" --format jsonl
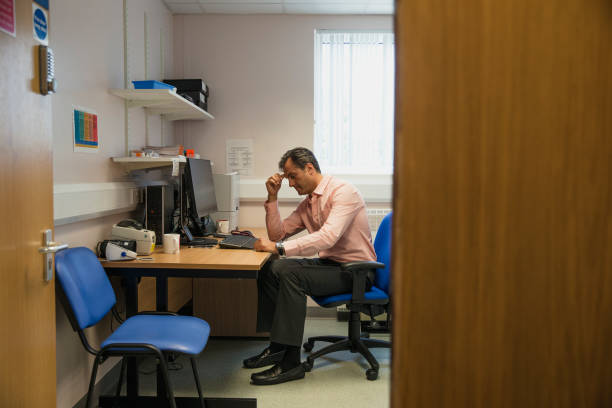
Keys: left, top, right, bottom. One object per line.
{"left": 184, "top": 158, "right": 218, "bottom": 222}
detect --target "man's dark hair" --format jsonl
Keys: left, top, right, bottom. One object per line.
{"left": 278, "top": 147, "right": 321, "bottom": 173}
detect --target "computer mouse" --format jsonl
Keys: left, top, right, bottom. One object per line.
{"left": 117, "top": 219, "right": 143, "bottom": 230}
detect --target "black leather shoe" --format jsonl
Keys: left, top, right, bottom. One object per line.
{"left": 243, "top": 347, "right": 285, "bottom": 369}
{"left": 250, "top": 363, "right": 305, "bottom": 385}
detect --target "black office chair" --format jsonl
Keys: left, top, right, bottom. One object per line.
{"left": 55, "top": 247, "right": 211, "bottom": 408}
{"left": 302, "top": 212, "right": 392, "bottom": 380}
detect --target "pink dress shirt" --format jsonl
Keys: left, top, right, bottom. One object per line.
{"left": 264, "top": 175, "right": 376, "bottom": 263}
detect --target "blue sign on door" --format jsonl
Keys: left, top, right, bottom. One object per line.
{"left": 32, "top": 3, "right": 48, "bottom": 45}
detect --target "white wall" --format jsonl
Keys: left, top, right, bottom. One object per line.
{"left": 171, "top": 14, "right": 393, "bottom": 227}
{"left": 51, "top": 1, "right": 124, "bottom": 183}
{"left": 52, "top": 0, "right": 175, "bottom": 186}
{"left": 51, "top": 1, "right": 173, "bottom": 406}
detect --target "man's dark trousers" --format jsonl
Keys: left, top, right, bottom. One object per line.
{"left": 256, "top": 258, "right": 371, "bottom": 347}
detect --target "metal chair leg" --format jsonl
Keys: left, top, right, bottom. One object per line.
{"left": 86, "top": 355, "right": 102, "bottom": 408}
{"left": 190, "top": 357, "right": 206, "bottom": 408}
{"left": 157, "top": 353, "right": 177, "bottom": 408}
{"left": 115, "top": 357, "right": 127, "bottom": 399}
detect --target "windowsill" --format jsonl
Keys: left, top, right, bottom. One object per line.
{"left": 239, "top": 174, "right": 392, "bottom": 203}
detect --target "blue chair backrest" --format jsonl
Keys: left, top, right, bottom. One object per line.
{"left": 55, "top": 247, "right": 117, "bottom": 330}
{"left": 373, "top": 212, "right": 392, "bottom": 294}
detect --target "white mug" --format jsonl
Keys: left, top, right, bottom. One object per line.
{"left": 163, "top": 233, "right": 180, "bottom": 254}
{"left": 217, "top": 219, "right": 229, "bottom": 234}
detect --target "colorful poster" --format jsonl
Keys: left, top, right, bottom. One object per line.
{"left": 0, "top": 0, "right": 16, "bottom": 37}
{"left": 73, "top": 107, "right": 99, "bottom": 153}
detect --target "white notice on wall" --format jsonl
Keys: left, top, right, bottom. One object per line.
{"left": 226, "top": 139, "right": 254, "bottom": 176}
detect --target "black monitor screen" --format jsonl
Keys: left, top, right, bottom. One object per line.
{"left": 185, "top": 158, "right": 218, "bottom": 220}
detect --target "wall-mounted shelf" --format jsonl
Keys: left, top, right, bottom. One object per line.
{"left": 112, "top": 156, "right": 186, "bottom": 172}
{"left": 109, "top": 89, "right": 214, "bottom": 121}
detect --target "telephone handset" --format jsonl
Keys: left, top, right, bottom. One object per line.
{"left": 38, "top": 45, "right": 56, "bottom": 95}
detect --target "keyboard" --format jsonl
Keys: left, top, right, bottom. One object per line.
{"left": 180, "top": 237, "right": 218, "bottom": 247}
{"left": 219, "top": 235, "right": 258, "bottom": 250}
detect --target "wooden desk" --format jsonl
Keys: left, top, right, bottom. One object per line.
{"left": 105, "top": 245, "right": 270, "bottom": 271}
{"left": 103, "top": 245, "right": 270, "bottom": 408}
{"left": 108, "top": 229, "right": 271, "bottom": 337}
{"left": 105, "top": 246, "right": 270, "bottom": 312}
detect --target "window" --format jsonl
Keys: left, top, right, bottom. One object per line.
{"left": 314, "top": 30, "right": 395, "bottom": 175}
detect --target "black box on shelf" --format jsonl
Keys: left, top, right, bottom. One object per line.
{"left": 163, "top": 78, "right": 209, "bottom": 96}
{"left": 178, "top": 90, "right": 207, "bottom": 111}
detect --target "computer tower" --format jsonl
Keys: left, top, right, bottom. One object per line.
{"left": 212, "top": 173, "right": 239, "bottom": 231}
{"left": 146, "top": 184, "right": 175, "bottom": 244}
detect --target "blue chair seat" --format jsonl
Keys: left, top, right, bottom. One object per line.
{"left": 312, "top": 286, "right": 389, "bottom": 307}
{"left": 102, "top": 315, "right": 210, "bottom": 355}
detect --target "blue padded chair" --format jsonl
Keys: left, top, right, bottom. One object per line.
{"left": 55, "top": 247, "right": 210, "bottom": 408}
{"left": 303, "top": 212, "right": 392, "bottom": 380}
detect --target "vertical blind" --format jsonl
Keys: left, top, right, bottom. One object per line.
{"left": 314, "top": 30, "right": 395, "bottom": 175}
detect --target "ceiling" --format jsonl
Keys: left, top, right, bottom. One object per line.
{"left": 162, "top": 0, "right": 394, "bottom": 15}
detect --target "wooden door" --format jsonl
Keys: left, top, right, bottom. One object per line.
{"left": 392, "top": 0, "right": 612, "bottom": 407}
{"left": 0, "top": 0, "right": 56, "bottom": 406}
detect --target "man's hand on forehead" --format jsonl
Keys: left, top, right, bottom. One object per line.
{"left": 271, "top": 173, "right": 284, "bottom": 187}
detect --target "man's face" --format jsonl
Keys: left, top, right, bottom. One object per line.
{"left": 283, "top": 158, "right": 316, "bottom": 195}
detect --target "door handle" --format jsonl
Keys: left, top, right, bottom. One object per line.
{"left": 38, "top": 243, "right": 69, "bottom": 254}
{"left": 38, "top": 229, "right": 68, "bottom": 282}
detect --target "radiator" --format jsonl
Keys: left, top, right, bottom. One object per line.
{"left": 367, "top": 208, "right": 392, "bottom": 235}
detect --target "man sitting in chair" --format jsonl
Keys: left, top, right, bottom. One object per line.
{"left": 247, "top": 147, "right": 376, "bottom": 385}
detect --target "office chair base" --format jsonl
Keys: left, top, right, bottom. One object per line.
{"left": 303, "top": 335, "right": 389, "bottom": 380}
{"left": 303, "top": 308, "right": 390, "bottom": 380}
{"left": 365, "top": 368, "right": 378, "bottom": 381}
{"left": 303, "top": 335, "right": 351, "bottom": 351}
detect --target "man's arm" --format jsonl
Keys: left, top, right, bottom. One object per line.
{"left": 265, "top": 173, "right": 283, "bottom": 203}
{"left": 282, "top": 185, "right": 363, "bottom": 257}
{"left": 263, "top": 172, "right": 305, "bottom": 241}
{"left": 265, "top": 200, "right": 305, "bottom": 241}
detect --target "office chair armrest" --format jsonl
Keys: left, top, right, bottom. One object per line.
{"left": 340, "top": 261, "right": 385, "bottom": 272}
{"left": 340, "top": 261, "right": 385, "bottom": 303}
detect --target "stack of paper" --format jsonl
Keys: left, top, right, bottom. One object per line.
{"left": 143, "top": 145, "right": 184, "bottom": 156}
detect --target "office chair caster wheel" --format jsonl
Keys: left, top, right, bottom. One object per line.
{"left": 302, "top": 359, "right": 313, "bottom": 372}
{"left": 366, "top": 369, "right": 378, "bottom": 381}
{"left": 303, "top": 341, "right": 314, "bottom": 352}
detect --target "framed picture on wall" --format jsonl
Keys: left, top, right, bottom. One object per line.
{"left": 72, "top": 106, "right": 99, "bottom": 153}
